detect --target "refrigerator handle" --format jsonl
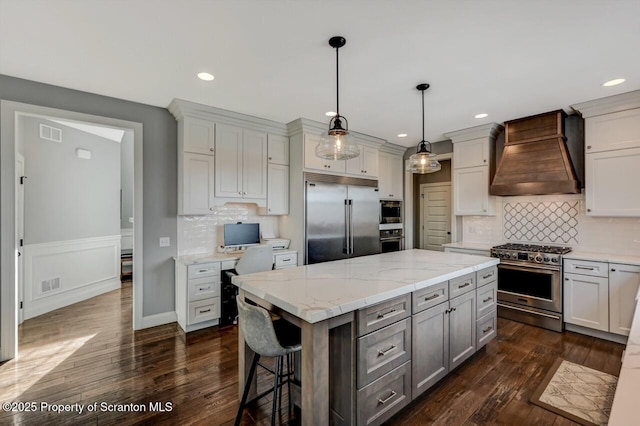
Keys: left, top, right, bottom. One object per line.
{"left": 349, "top": 199, "right": 354, "bottom": 255}
{"left": 344, "top": 199, "right": 349, "bottom": 254}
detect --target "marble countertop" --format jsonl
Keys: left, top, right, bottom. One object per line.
{"left": 174, "top": 249, "right": 297, "bottom": 265}
{"left": 442, "top": 241, "right": 498, "bottom": 251}
{"left": 232, "top": 249, "right": 499, "bottom": 324}
{"left": 609, "top": 290, "right": 640, "bottom": 425}
{"left": 563, "top": 251, "right": 640, "bottom": 266}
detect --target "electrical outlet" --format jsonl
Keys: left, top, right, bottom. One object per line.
{"left": 159, "top": 237, "right": 170, "bottom": 247}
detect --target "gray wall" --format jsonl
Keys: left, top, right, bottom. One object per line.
{"left": 21, "top": 116, "right": 120, "bottom": 244}
{"left": 121, "top": 131, "right": 134, "bottom": 229}
{"left": 0, "top": 74, "right": 177, "bottom": 317}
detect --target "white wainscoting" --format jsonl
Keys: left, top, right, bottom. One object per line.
{"left": 23, "top": 235, "right": 121, "bottom": 320}
{"left": 121, "top": 228, "right": 133, "bottom": 251}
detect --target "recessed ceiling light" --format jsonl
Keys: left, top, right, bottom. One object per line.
{"left": 325, "top": 111, "right": 337, "bottom": 117}
{"left": 397, "top": 133, "right": 408, "bottom": 138}
{"left": 602, "top": 78, "right": 625, "bottom": 87}
{"left": 197, "top": 72, "right": 215, "bottom": 81}
{"left": 474, "top": 113, "right": 488, "bottom": 119}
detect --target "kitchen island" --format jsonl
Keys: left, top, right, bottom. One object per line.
{"left": 233, "top": 249, "right": 499, "bottom": 426}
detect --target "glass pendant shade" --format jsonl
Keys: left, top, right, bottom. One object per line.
{"left": 407, "top": 83, "right": 441, "bottom": 174}
{"left": 316, "top": 36, "right": 360, "bottom": 161}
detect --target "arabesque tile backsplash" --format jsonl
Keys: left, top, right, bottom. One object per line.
{"left": 177, "top": 204, "right": 280, "bottom": 256}
{"left": 463, "top": 194, "right": 640, "bottom": 255}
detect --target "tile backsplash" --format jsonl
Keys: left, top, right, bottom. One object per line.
{"left": 462, "top": 194, "right": 640, "bottom": 255}
{"left": 177, "top": 204, "right": 280, "bottom": 256}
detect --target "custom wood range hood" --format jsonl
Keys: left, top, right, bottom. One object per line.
{"left": 490, "top": 110, "right": 581, "bottom": 196}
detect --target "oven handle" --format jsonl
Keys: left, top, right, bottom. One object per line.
{"left": 380, "top": 237, "right": 405, "bottom": 241}
{"left": 497, "top": 261, "right": 560, "bottom": 272}
{"left": 497, "top": 303, "right": 561, "bottom": 320}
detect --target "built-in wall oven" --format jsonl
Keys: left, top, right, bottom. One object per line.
{"left": 380, "top": 200, "right": 402, "bottom": 224}
{"left": 491, "top": 243, "right": 571, "bottom": 332}
{"left": 380, "top": 229, "right": 404, "bottom": 253}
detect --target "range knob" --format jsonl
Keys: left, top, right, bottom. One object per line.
{"left": 551, "top": 257, "right": 559, "bottom": 263}
{"left": 543, "top": 256, "right": 550, "bottom": 263}
{"left": 511, "top": 253, "right": 518, "bottom": 259}
{"left": 534, "top": 254, "right": 543, "bottom": 263}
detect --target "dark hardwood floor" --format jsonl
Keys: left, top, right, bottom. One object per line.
{"left": 0, "top": 282, "right": 624, "bottom": 425}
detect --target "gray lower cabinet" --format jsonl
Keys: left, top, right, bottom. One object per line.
{"left": 449, "top": 290, "right": 477, "bottom": 370}
{"left": 412, "top": 301, "right": 449, "bottom": 399}
{"left": 357, "top": 361, "right": 412, "bottom": 426}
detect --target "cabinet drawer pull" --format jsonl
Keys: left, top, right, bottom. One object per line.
{"left": 378, "top": 390, "right": 397, "bottom": 405}
{"left": 377, "top": 309, "right": 397, "bottom": 319}
{"left": 199, "top": 308, "right": 211, "bottom": 314}
{"left": 482, "top": 326, "right": 493, "bottom": 334}
{"left": 458, "top": 282, "right": 471, "bottom": 289}
{"left": 575, "top": 266, "right": 595, "bottom": 270}
{"left": 482, "top": 273, "right": 493, "bottom": 279}
{"left": 198, "top": 286, "right": 211, "bottom": 291}
{"left": 424, "top": 293, "right": 440, "bottom": 302}
{"left": 451, "top": 307, "right": 456, "bottom": 312}
{"left": 565, "top": 277, "right": 569, "bottom": 281}
{"left": 611, "top": 269, "right": 616, "bottom": 272}
{"left": 377, "top": 344, "right": 397, "bottom": 356}
{"left": 282, "top": 258, "right": 291, "bottom": 262}
{"left": 482, "top": 296, "right": 493, "bottom": 303}
{"left": 198, "top": 269, "right": 210, "bottom": 273}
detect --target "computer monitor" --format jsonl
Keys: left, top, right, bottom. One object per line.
{"left": 223, "top": 223, "right": 260, "bottom": 248}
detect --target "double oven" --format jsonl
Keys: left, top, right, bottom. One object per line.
{"left": 379, "top": 200, "right": 403, "bottom": 253}
{"left": 491, "top": 244, "right": 571, "bottom": 332}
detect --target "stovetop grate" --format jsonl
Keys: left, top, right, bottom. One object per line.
{"left": 491, "top": 243, "right": 572, "bottom": 255}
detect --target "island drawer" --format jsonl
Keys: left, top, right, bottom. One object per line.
{"left": 476, "top": 280, "right": 497, "bottom": 318}
{"left": 188, "top": 278, "right": 220, "bottom": 302}
{"left": 357, "top": 317, "right": 411, "bottom": 388}
{"left": 477, "top": 309, "right": 497, "bottom": 349}
{"left": 413, "top": 282, "right": 448, "bottom": 314}
{"left": 187, "top": 297, "right": 221, "bottom": 325}
{"left": 188, "top": 262, "right": 221, "bottom": 280}
{"left": 358, "top": 294, "right": 411, "bottom": 336}
{"left": 449, "top": 273, "right": 476, "bottom": 298}
{"left": 357, "top": 361, "right": 411, "bottom": 426}
{"left": 564, "top": 259, "right": 608, "bottom": 277}
{"left": 477, "top": 266, "right": 497, "bottom": 287}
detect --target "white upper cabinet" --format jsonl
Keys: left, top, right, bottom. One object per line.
{"left": 346, "top": 144, "right": 379, "bottom": 177}
{"left": 266, "top": 163, "right": 289, "bottom": 215}
{"left": 378, "top": 152, "right": 403, "bottom": 200}
{"left": 268, "top": 134, "right": 289, "bottom": 165}
{"left": 180, "top": 153, "right": 215, "bottom": 215}
{"left": 303, "top": 133, "right": 346, "bottom": 174}
{"left": 453, "top": 138, "right": 488, "bottom": 169}
{"left": 215, "top": 124, "right": 267, "bottom": 200}
{"left": 446, "top": 123, "right": 502, "bottom": 217}
{"left": 609, "top": 263, "right": 640, "bottom": 336}
{"left": 573, "top": 91, "right": 640, "bottom": 217}
{"left": 183, "top": 116, "right": 215, "bottom": 155}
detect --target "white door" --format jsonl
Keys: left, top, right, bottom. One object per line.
{"left": 420, "top": 184, "right": 451, "bottom": 251}
{"left": 16, "top": 154, "right": 25, "bottom": 324}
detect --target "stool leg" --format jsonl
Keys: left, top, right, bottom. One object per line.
{"left": 271, "top": 356, "right": 282, "bottom": 426}
{"left": 235, "top": 352, "right": 260, "bottom": 426}
{"left": 286, "top": 353, "right": 292, "bottom": 412}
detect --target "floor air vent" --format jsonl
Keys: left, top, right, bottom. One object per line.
{"left": 41, "top": 277, "right": 61, "bottom": 293}
{"left": 39, "top": 123, "right": 62, "bottom": 143}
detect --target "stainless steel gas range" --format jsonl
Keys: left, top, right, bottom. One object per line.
{"left": 491, "top": 243, "right": 572, "bottom": 332}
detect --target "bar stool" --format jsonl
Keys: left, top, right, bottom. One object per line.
{"left": 235, "top": 297, "right": 301, "bottom": 426}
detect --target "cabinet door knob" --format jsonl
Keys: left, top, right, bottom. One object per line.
{"left": 327, "top": 165, "right": 331, "bottom": 168}
{"left": 587, "top": 208, "right": 591, "bottom": 212}
{"left": 268, "top": 156, "right": 272, "bottom": 160}
{"left": 587, "top": 145, "right": 592, "bottom": 150}
{"left": 238, "top": 192, "right": 242, "bottom": 195}
{"left": 243, "top": 191, "right": 247, "bottom": 195}
{"left": 389, "top": 194, "right": 393, "bottom": 197}
{"left": 565, "top": 277, "right": 569, "bottom": 281}
{"left": 209, "top": 148, "right": 214, "bottom": 152}
{"left": 611, "top": 269, "right": 616, "bottom": 272}
{"left": 483, "top": 159, "right": 487, "bottom": 163}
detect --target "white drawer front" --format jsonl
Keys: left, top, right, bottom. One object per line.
{"left": 477, "top": 280, "right": 497, "bottom": 318}
{"left": 221, "top": 260, "right": 237, "bottom": 271}
{"left": 187, "top": 262, "right": 221, "bottom": 279}
{"left": 564, "top": 259, "right": 608, "bottom": 278}
{"left": 187, "top": 297, "right": 221, "bottom": 325}
{"left": 188, "top": 278, "right": 220, "bottom": 302}
{"left": 275, "top": 253, "right": 297, "bottom": 269}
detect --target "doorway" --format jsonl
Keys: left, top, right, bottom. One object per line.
{"left": 420, "top": 183, "right": 452, "bottom": 251}
{"left": 1, "top": 101, "right": 144, "bottom": 361}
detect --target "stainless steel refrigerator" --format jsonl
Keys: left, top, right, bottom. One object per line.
{"left": 305, "top": 173, "right": 380, "bottom": 264}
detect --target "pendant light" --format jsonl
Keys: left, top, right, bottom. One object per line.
{"left": 407, "top": 83, "right": 441, "bottom": 174}
{"left": 315, "top": 36, "right": 360, "bottom": 161}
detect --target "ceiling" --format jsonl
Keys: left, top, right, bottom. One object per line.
{"left": 1, "top": 0, "right": 638, "bottom": 148}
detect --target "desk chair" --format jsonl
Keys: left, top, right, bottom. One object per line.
{"left": 222, "top": 245, "right": 274, "bottom": 326}
{"left": 235, "top": 297, "right": 301, "bottom": 426}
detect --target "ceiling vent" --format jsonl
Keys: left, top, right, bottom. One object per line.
{"left": 490, "top": 110, "right": 581, "bottom": 196}
{"left": 39, "top": 123, "right": 62, "bottom": 143}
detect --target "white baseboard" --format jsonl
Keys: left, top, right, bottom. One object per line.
{"left": 565, "top": 323, "right": 629, "bottom": 344}
{"left": 141, "top": 311, "right": 178, "bottom": 329}
{"left": 23, "top": 235, "right": 121, "bottom": 320}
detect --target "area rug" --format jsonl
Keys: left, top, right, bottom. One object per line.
{"left": 530, "top": 359, "right": 618, "bottom": 426}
